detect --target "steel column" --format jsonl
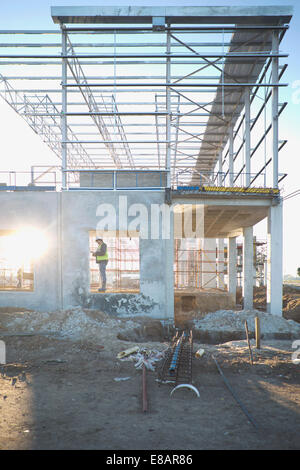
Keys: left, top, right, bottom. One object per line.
{"left": 218, "top": 151, "right": 223, "bottom": 185}
{"left": 166, "top": 25, "right": 171, "bottom": 188}
{"left": 61, "top": 26, "right": 67, "bottom": 189}
{"left": 272, "top": 31, "right": 279, "bottom": 188}
{"left": 244, "top": 86, "right": 251, "bottom": 186}
{"left": 229, "top": 124, "right": 234, "bottom": 185}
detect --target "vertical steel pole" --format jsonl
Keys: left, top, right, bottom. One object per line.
{"left": 272, "top": 31, "right": 279, "bottom": 189}
{"left": 244, "top": 86, "right": 251, "bottom": 187}
{"left": 166, "top": 24, "right": 171, "bottom": 189}
{"left": 218, "top": 151, "right": 222, "bottom": 185}
{"left": 61, "top": 26, "right": 67, "bottom": 190}
{"left": 229, "top": 123, "right": 234, "bottom": 186}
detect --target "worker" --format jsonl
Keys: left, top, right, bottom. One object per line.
{"left": 93, "top": 238, "right": 108, "bottom": 292}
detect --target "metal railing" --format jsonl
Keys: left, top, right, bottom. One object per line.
{"left": 0, "top": 170, "right": 57, "bottom": 190}
{"left": 174, "top": 170, "right": 287, "bottom": 190}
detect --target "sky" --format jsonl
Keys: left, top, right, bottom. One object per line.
{"left": 0, "top": 0, "right": 299, "bottom": 275}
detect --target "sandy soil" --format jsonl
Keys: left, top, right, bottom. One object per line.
{"left": 251, "top": 286, "right": 300, "bottom": 324}
{"left": 0, "top": 329, "right": 299, "bottom": 450}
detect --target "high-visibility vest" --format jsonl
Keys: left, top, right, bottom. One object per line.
{"left": 96, "top": 244, "right": 108, "bottom": 262}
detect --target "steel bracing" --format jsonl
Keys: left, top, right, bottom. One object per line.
{"left": 0, "top": 5, "right": 292, "bottom": 189}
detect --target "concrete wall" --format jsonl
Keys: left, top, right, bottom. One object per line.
{"left": 0, "top": 192, "right": 61, "bottom": 311}
{"left": 0, "top": 190, "right": 173, "bottom": 319}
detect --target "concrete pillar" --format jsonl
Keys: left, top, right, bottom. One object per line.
{"left": 267, "top": 202, "right": 283, "bottom": 315}
{"left": 164, "top": 208, "right": 174, "bottom": 320}
{"left": 228, "top": 237, "right": 237, "bottom": 299}
{"left": 202, "top": 238, "right": 217, "bottom": 288}
{"left": 243, "top": 226, "right": 253, "bottom": 310}
{"left": 217, "top": 238, "right": 225, "bottom": 289}
{"left": 253, "top": 236, "right": 257, "bottom": 287}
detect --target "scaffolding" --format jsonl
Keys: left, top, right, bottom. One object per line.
{"left": 89, "top": 233, "right": 140, "bottom": 293}
{"left": 174, "top": 237, "right": 268, "bottom": 292}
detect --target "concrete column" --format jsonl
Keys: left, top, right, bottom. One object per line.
{"left": 267, "top": 202, "right": 283, "bottom": 315}
{"left": 164, "top": 208, "right": 174, "bottom": 320}
{"left": 244, "top": 87, "right": 251, "bottom": 187}
{"left": 253, "top": 236, "right": 257, "bottom": 287}
{"left": 228, "top": 236, "right": 237, "bottom": 299}
{"left": 243, "top": 226, "right": 253, "bottom": 310}
{"left": 202, "top": 238, "right": 217, "bottom": 288}
{"left": 217, "top": 238, "right": 225, "bottom": 289}
{"left": 229, "top": 124, "right": 234, "bottom": 186}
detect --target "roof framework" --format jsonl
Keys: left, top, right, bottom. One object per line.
{"left": 0, "top": 5, "right": 293, "bottom": 189}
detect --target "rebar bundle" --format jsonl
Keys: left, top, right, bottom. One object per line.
{"left": 157, "top": 329, "right": 193, "bottom": 385}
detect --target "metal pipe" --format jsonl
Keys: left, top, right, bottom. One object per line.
{"left": 61, "top": 26, "right": 67, "bottom": 190}
{"left": 272, "top": 31, "right": 279, "bottom": 188}
{"left": 244, "top": 86, "right": 251, "bottom": 186}
{"left": 64, "top": 26, "right": 288, "bottom": 32}
{"left": 63, "top": 82, "right": 287, "bottom": 87}
{"left": 212, "top": 355, "right": 259, "bottom": 430}
{"left": 229, "top": 123, "right": 234, "bottom": 186}
{"left": 0, "top": 53, "right": 288, "bottom": 58}
{"left": 166, "top": 25, "right": 172, "bottom": 188}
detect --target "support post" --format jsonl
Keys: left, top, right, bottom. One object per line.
{"left": 267, "top": 201, "right": 283, "bottom": 315}
{"left": 244, "top": 86, "right": 251, "bottom": 187}
{"left": 243, "top": 226, "right": 253, "bottom": 310}
{"left": 272, "top": 31, "right": 279, "bottom": 189}
{"left": 202, "top": 238, "right": 217, "bottom": 289}
{"left": 217, "top": 238, "right": 224, "bottom": 288}
{"left": 218, "top": 151, "right": 223, "bottom": 185}
{"left": 229, "top": 124, "right": 234, "bottom": 186}
{"left": 166, "top": 24, "right": 171, "bottom": 189}
{"left": 61, "top": 26, "right": 67, "bottom": 190}
{"left": 165, "top": 208, "right": 174, "bottom": 320}
{"left": 228, "top": 236, "right": 237, "bottom": 301}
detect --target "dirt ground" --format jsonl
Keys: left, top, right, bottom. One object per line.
{"left": 249, "top": 285, "right": 300, "bottom": 323}
{"left": 0, "top": 331, "right": 300, "bottom": 450}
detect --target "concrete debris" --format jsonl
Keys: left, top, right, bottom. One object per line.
{"left": 1, "top": 307, "right": 143, "bottom": 346}
{"left": 193, "top": 309, "right": 300, "bottom": 338}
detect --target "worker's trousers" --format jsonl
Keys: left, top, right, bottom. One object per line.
{"left": 98, "top": 260, "right": 108, "bottom": 288}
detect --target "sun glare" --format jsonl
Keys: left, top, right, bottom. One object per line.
{"left": 0, "top": 228, "right": 48, "bottom": 269}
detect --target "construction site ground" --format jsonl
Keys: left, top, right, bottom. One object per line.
{"left": 1, "top": 303, "right": 300, "bottom": 451}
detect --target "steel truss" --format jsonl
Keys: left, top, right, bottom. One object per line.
{"left": 0, "top": 6, "right": 291, "bottom": 190}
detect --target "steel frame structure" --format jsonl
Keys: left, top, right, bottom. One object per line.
{"left": 0, "top": 5, "right": 292, "bottom": 190}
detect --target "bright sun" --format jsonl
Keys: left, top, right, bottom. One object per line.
{"left": 0, "top": 228, "right": 49, "bottom": 269}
